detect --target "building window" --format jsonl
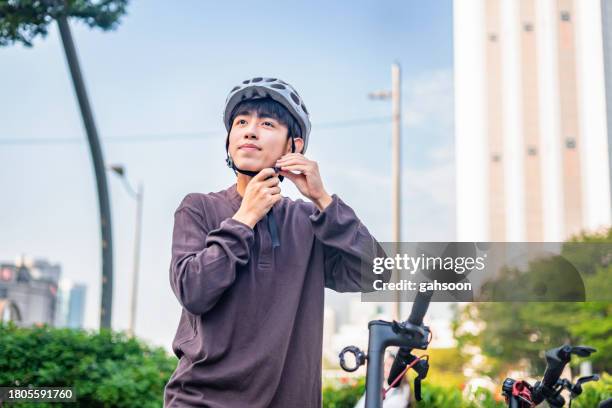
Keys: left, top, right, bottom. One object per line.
{"left": 0, "top": 287, "right": 7, "bottom": 298}
{"left": 561, "top": 11, "right": 571, "bottom": 22}
{"left": 523, "top": 22, "right": 534, "bottom": 32}
{"left": 488, "top": 33, "right": 498, "bottom": 42}
{"left": 566, "top": 137, "right": 576, "bottom": 149}
{"left": 527, "top": 146, "right": 537, "bottom": 156}
{"left": 492, "top": 153, "right": 502, "bottom": 162}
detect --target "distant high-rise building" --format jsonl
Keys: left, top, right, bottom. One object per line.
{"left": 454, "top": 0, "right": 611, "bottom": 241}
{"left": 55, "top": 280, "right": 87, "bottom": 329}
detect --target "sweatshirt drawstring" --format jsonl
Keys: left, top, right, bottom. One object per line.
{"left": 267, "top": 210, "right": 280, "bottom": 248}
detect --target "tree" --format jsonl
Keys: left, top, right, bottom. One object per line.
{"left": 453, "top": 229, "right": 612, "bottom": 377}
{"left": 0, "top": 0, "right": 127, "bottom": 47}
{"left": 0, "top": 0, "right": 129, "bottom": 329}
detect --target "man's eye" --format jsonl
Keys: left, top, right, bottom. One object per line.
{"left": 263, "top": 121, "right": 274, "bottom": 127}
{"left": 237, "top": 119, "right": 247, "bottom": 125}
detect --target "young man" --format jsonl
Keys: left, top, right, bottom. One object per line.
{"left": 164, "top": 77, "right": 390, "bottom": 407}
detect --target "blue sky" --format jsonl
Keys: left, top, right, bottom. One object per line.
{"left": 0, "top": 1, "right": 455, "bottom": 349}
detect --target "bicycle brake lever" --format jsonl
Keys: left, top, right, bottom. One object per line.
{"left": 412, "top": 359, "right": 429, "bottom": 402}
{"left": 413, "top": 359, "right": 429, "bottom": 380}
{"left": 570, "top": 375, "right": 600, "bottom": 399}
{"left": 571, "top": 346, "right": 597, "bottom": 357}
{"left": 576, "top": 374, "right": 600, "bottom": 385}
{"left": 414, "top": 376, "right": 422, "bottom": 401}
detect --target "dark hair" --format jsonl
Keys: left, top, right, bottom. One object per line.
{"left": 228, "top": 97, "right": 302, "bottom": 142}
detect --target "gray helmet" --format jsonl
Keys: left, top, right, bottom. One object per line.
{"left": 223, "top": 77, "right": 311, "bottom": 153}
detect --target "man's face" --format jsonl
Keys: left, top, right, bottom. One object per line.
{"left": 228, "top": 111, "right": 291, "bottom": 172}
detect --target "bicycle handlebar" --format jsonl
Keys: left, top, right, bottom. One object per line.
{"left": 541, "top": 345, "right": 596, "bottom": 389}
{"left": 541, "top": 345, "right": 572, "bottom": 388}
{"left": 407, "top": 289, "right": 434, "bottom": 326}
{"left": 525, "top": 345, "right": 598, "bottom": 406}
{"left": 387, "top": 290, "right": 433, "bottom": 388}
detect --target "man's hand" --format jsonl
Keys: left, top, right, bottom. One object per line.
{"left": 233, "top": 168, "right": 282, "bottom": 228}
{"left": 276, "top": 153, "right": 332, "bottom": 211}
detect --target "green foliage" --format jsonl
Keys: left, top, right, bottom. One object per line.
{"left": 454, "top": 228, "right": 612, "bottom": 377}
{"left": 570, "top": 373, "right": 612, "bottom": 408}
{"left": 418, "top": 383, "right": 504, "bottom": 408}
{"left": 322, "top": 377, "right": 365, "bottom": 408}
{"left": 417, "top": 382, "right": 465, "bottom": 407}
{"left": 0, "top": 322, "right": 177, "bottom": 407}
{"left": 321, "top": 377, "right": 506, "bottom": 408}
{"left": 321, "top": 377, "right": 610, "bottom": 408}
{"left": 0, "top": 0, "right": 128, "bottom": 47}
{"left": 419, "top": 348, "right": 468, "bottom": 389}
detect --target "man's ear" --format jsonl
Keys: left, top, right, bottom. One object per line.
{"left": 288, "top": 137, "right": 305, "bottom": 154}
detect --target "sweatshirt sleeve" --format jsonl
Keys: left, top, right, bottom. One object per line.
{"left": 309, "top": 194, "right": 391, "bottom": 293}
{"left": 169, "top": 194, "right": 255, "bottom": 315}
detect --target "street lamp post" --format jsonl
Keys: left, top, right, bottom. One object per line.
{"left": 368, "top": 62, "right": 402, "bottom": 320}
{"left": 109, "top": 165, "right": 143, "bottom": 337}
{"left": 57, "top": 14, "right": 114, "bottom": 330}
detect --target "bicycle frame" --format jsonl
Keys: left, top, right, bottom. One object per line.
{"left": 339, "top": 290, "right": 433, "bottom": 408}
{"left": 363, "top": 319, "right": 430, "bottom": 408}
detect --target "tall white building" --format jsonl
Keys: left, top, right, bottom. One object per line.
{"left": 454, "top": 0, "right": 612, "bottom": 241}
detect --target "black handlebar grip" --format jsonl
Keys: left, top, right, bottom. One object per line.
{"left": 408, "top": 290, "right": 434, "bottom": 326}
{"left": 542, "top": 364, "right": 564, "bottom": 388}
{"left": 542, "top": 345, "right": 571, "bottom": 388}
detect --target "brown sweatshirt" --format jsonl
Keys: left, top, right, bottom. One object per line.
{"left": 164, "top": 183, "right": 388, "bottom": 407}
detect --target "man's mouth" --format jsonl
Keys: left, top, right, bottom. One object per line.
{"left": 239, "top": 144, "right": 261, "bottom": 151}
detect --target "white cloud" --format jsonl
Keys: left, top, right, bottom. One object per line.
{"left": 403, "top": 68, "right": 455, "bottom": 134}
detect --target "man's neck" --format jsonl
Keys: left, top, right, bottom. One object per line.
{"left": 235, "top": 173, "right": 252, "bottom": 197}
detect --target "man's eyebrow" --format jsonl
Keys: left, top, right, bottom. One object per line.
{"left": 234, "top": 110, "right": 253, "bottom": 118}
{"left": 259, "top": 115, "right": 278, "bottom": 121}
{"left": 233, "top": 111, "right": 278, "bottom": 121}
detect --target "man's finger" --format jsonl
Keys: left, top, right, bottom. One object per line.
{"left": 267, "top": 186, "right": 281, "bottom": 195}
{"left": 279, "top": 164, "right": 307, "bottom": 173}
{"left": 276, "top": 158, "right": 309, "bottom": 168}
{"left": 253, "top": 167, "right": 276, "bottom": 180}
{"left": 277, "top": 156, "right": 307, "bottom": 163}
{"left": 278, "top": 153, "right": 306, "bottom": 162}
{"left": 278, "top": 170, "right": 299, "bottom": 180}
{"left": 262, "top": 175, "right": 280, "bottom": 187}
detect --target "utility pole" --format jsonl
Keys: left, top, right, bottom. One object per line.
{"left": 391, "top": 63, "right": 402, "bottom": 252}
{"left": 109, "top": 165, "right": 143, "bottom": 337}
{"left": 57, "top": 15, "right": 114, "bottom": 330}
{"left": 369, "top": 62, "right": 402, "bottom": 320}
{"left": 129, "top": 182, "right": 143, "bottom": 337}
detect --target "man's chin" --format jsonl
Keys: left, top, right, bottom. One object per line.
{"left": 234, "top": 160, "right": 265, "bottom": 172}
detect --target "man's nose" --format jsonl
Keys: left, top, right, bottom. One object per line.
{"left": 243, "top": 122, "right": 259, "bottom": 139}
